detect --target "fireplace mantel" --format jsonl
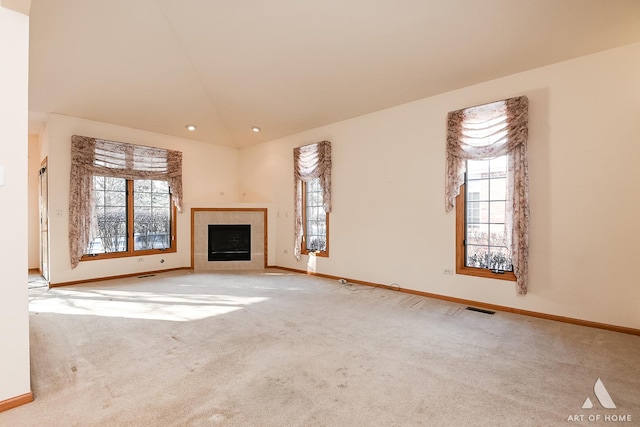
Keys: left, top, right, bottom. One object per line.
{"left": 191, "top": 208, "right": 267, "bottom": 270}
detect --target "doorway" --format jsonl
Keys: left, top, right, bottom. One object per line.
{"left": 39, "top": 158, "right": 49, "bottom": 282}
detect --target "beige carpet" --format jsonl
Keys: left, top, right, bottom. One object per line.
{"left": 2, "top": 269, "right": 639, "bottom": 426}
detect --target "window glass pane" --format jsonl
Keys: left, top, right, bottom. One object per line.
{"left": 467, "top": 223, "right": 489, "bottom": 245}
{"left": 489, "top": 178, "right": 507, "bottom": 200}
{"left": 88, "top": 176, "right": 127, "bottom": 254}
{"left": 489, "top": 156, "right": 508, "bottom": 176}
{"left": 308, "top": 236, "right": 326, "bottom": 252}
{"left": 489, "top": 201, "right": 506, "bottom": 223}
{"left": 152, "top": 193, "right": 170, "bottom": 207}
{"left": 307, "top": 178, "right": 321, "bottom": 192}
{"left": 105, "top": 177, "right": 126, "bottom": 191}
{"left": 489, "top": 247, "right": 513, "bottom": 271}
{"left": 476, "top": 201, "right": 489, "bottom": 224}
{"left": 466, "top": 245, "right": 489, "bottom": 268}
{"left": 488, "top": 224, "right": 508, "bottom": 246}
{"left": 152, "top": 180, "right": 170, "bottom": 193}
{"left": 304, "top": 177, "right": 327, "bottom": 252}
{"left": 466, "top": 180, "right": 488, "bottom": 201}
{"left": 467, "top": 159, "right": 489, "bottom": 180}
{"left": 134, "top": 179, "right": 152, "bottom": 193}
{"left": 466, "top": 200, "right": 480, "bottom": 224}
{"left": 134, "top": 206, "right": 152, "bottom": 224}
{"left": 134, "top": 191, "right": 152, "bottom": 207}
{"left": 134, "top": 179, "right": 171, "bottom": 250}
{"left": 94, "top": 175, "right": 105, "bottom": 191}
{"left": 308, "top": 191, "right": 320, "bottom": 206}
{"left": 464, "top": 155, "right": 512, "bottom": 271}
{"left": 108, "top": 191, "right": 126, "bottom": 206}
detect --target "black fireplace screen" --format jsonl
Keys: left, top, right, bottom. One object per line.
{"left": 208, "top": 224, "right": 251, "bottom": 261}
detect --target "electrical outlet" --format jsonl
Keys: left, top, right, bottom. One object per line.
{"left": 443, "top": 268, "right": 453, "bottom": 275}
{"left": 137, "top": 258, "right": 144, "bottom": 262}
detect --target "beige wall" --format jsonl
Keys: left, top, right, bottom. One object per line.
{"left": 0, "top": 5, "right": 31, "bottom": 403}
{"left": 45, "top": 114, "right": 242, "bottom": 284}
{"left": 239, "top": 43, "right": 640, "bottom": 330}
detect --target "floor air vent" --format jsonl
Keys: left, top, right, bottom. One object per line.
{"left": 138, "top": 274, "right": 156, "bottom": 278}
{"left": 466, "top": 306, "right": 495, "bottom": 315}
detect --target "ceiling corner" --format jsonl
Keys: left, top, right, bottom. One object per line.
{"left": 1, "top": 0, "right": 31, "bottom": 15}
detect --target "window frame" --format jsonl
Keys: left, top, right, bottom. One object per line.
{"left": 300, "top": 179, "right": 329, "bottom": 257}
{"left": 81, "top": 178, "right": 177, "bottom": 262}
{"left": 456, "top": 181, "right": 515, "bottom": 282}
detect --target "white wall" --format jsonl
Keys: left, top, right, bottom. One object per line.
{"left": 45, "top": 114, "right": 243, "bottom": 284}
{"left": 239, "top": 43, "right": 640, "bottom": 330}
{"left": 0, "top": 5, "right": 31, "bottom": 403}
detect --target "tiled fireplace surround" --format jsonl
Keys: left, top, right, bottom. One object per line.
{"left": 191, "top": 208, "right": 267, "bottom": 270}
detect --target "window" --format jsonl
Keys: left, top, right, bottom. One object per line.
{"left": 293, "top": 140, "right": 332, "bottom": 260}
{"left": 456, "top": 157, "right": 515, "bottom": 281}
{"left": 301, "top": 177, "right": 329, "bottom": 256}
{"left": 69, "top": 135, "right": 183, "bottom": 268}
{"left": 446, "top": 96, "right": 529, "bottom": 292}
{"left": 85, "top": 177, "right": 176, "bottom": 259}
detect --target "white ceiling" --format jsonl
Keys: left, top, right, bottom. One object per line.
{"left": 28, "top": 0, "right": 640, "bottom": 148}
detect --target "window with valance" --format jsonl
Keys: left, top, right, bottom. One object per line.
{"left": 293, "top": 141, "right": 332, "bottom": 260}
{"left": 69, "top": 135, "right": 183, "bottom": 268}
{"left": 446, "top": 96, "right": 529, "bottom": 294}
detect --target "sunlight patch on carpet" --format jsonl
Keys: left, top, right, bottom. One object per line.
{"left": 29, "top": 289, "right": 268, "bottom": 322}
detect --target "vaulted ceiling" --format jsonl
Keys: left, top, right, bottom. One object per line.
{"left": 28, "top": 0, "right": 640, "bottom": 147}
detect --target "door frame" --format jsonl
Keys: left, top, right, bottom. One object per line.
{"left": 39, "top": 157, "right": 49, "bottom": 282}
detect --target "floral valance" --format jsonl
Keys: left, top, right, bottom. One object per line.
{"left": 445, "top": 96, "right": 528, "bottom": 212}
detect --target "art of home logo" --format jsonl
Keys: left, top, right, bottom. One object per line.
{"left": 566, "top": 378, "right": 633, "bottom": 423}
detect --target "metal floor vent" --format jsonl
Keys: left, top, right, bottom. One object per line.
{"left": 138, "top": 274, "right": 156, "bottom": 278}
{"left": 466, "top": 306, "right": 495, "bottom": 315}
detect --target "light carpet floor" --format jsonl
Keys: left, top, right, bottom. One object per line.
{"left": 2, "top": 269, "right": 639, "bottom": 426}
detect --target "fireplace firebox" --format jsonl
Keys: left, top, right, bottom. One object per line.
{"left": 208, "top": 224, "right": 251, "bottom": 261}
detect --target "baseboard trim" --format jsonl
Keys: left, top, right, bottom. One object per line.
{"left": 0, "top": 392, "right": 33, "bottom": 413}
{"left": 273, "top": 266, "right": 640, "bottom": 336}
{"left": 49, "top": 267, "right": 191, "bottom": 288}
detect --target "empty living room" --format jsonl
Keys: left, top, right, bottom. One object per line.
{"left": 1, "top": 1, "right": 639, "bottom": 425}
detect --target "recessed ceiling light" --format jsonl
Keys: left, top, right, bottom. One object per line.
{"left": 251, "top": 126, "right": 261, "bottom": 133}
{"left": 185, "top": 124, "right": 197, "bottom": 131}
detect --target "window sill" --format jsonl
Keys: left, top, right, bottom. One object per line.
{"left": 301, "top": 250, "right": 329, "bottom": 258}
{"left": 456, "top": 265, "right": 516, "bottom": 282}
{"left": 81, "top": 247, "right": 176, "bottom": 262}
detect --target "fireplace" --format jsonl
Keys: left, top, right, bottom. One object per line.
{"left": 208, "top": 224, "right": 251, "bottom": 261}
{"left": 192, "top": 208, "right": 267, "bottom": 270}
